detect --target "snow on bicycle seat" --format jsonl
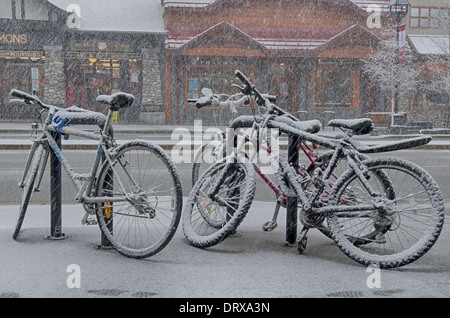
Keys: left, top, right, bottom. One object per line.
{"left": 96, "top": 92, "right": 135, "bottom": 110}
{"left": 328, "top": 118, "right": 374, "bottom": 135}
{"left": 275, "top": 116, "right": 321, "bottom": 134}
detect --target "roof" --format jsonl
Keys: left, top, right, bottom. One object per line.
{"left": 167, "top": 21, "right": 381, "bottom": 55}
{"left": 48, "top": 0, "right": 165, "bottom": 33}
{"left": 408, "top": 34, "right": 450, "bottom": 55}
{"left": 163, "top": 0, "right": 393, "bottom": 11}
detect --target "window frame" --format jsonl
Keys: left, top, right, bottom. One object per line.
{"left": 312, "top": 66, "right": 360, "bottom": 110}
{"left": 184, "top": 58, "right": 255, "bottom": 110}
{"left": 410, "top": 6, "right": 448, "bottom": 29}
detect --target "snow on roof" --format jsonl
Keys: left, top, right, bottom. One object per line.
{"left": 163, "top": 0, "right": 392, "bottom": 10}
{"left": 408, "top": 34, "right": 450, "bottom": 55}
{"left": 163, "top": 0, "right": 215, "bottom": 8}
{"left": 166, "top": 21, "right": 380, "bottom": 53}
{"left": 351, "top": 0, "right": 391, "bottom": 11}
{"left": 48, "top": 0, "right": 165, "bottom": 33}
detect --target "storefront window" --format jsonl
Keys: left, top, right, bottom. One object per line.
{"left": 412, "top": 66, "right": 449, "bottom": 110}
{"left": 314, "top": 67, "right": 357, "bottom": 108}
{"left": 65, "top": 57, "right": 142, "bottom": 115}
{"left": 186, "top": 57, "right": 253, "bottom": 106}
{"left": 414, "top": 89, "right": 449, "bottom": 109}
{"left": 267, "top": 62, "right": 297, "bottom": 112}
{"left": 0, "top": 58, "right": 45, "bottom": 105}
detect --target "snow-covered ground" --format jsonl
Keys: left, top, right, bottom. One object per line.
{"left": 1, "top": 201, "right": 449, "bottom": 298}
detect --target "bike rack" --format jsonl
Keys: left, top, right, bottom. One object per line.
{"left": 229, "top": 116, "right": 299, "bottom": 245}
{"left": 46, "top": 120, "right": 113, "bottom": 247}
{"left": 46, "top": 131, "right": 64, "bottom": 240}
{"left": 286, "top": 133, "right": 300, "bottom": 245}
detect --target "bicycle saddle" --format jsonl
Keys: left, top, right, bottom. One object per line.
{"left": 276, "top": 116, "right": 321, "bottom": 134}
{"left": 96, "top": 92, "right": 135, "bottom": 111}
{"left": 328, "top": 118, "right": 374, "bottom": 135}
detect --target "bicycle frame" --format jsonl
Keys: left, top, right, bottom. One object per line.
{"left": 20, "top": 105, "right": 128, "bottom": 206}
{"left": 215, "top": 124, "right": 324, "bottom": 206}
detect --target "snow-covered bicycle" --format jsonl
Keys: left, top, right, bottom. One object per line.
{"left": 182, "top": 70, "right": 445, "bottom": 269}
{"left": 10, "top": 89, "right": 183, "bottom": 259}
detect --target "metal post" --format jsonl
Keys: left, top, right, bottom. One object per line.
{"left": 286, "top": 133, "right": 300, "bottom": 245}
{"left": 100, "top": 127, "right": 114, "bottom": 248}
{"left": 47, "top": 131, "right": 65, "bottom": 240}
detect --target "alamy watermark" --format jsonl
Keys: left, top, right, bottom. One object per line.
{"left": 170, "top": 120, "right": 280, "bottom": 172}
{"left": 66, "top": 4, "right": 81, "bottom": 29}
{"left": 366, "top": 4, "right": 382, "bottom": 29}
{"left": 66, "top": 264, "right": 81, "bottom": 289}
{"left": 366, "top": 264, "right": 381, "bottom": 289}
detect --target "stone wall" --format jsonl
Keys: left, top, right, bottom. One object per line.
{"left": 43, "top": 46, "right": 65, "bottom": 107}
{"left": 140, "top": 48, "right": 165, "bottom": 124}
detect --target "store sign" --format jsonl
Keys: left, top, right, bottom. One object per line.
{"left": 65, "top": 51, "right": 141, "bottom": 60}
{"left": 0, "top": 33, "right": 28, "bottom": 45}
{"left": 31, "top": 68, "right": 39, "bottom": 92}
{"left": 189, "top": 57, "right": 253, "bottom": 66}
{"left": 0, "top": 50, "right": 42, "bottom": 58}
{"left": 70, "top": 40, "right": 132, "bottom": 52}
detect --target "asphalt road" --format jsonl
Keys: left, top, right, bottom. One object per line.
{"left": 1, "top": 147, "right": 450, "bottom": 299}
{"left": 1, "top": 148, "right": 450, "bottom": 206}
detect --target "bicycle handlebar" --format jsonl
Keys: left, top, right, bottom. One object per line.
{"left": 234, "top": 70, "right": 299, "bottom": 122}
{"left": 10, "top": 89, "right": 36, "bottom": 103}
{"left": 187, "top": 69, "right": 297, "bottom": 122}
{"left": 10, "top": 89, "right": 55, "bottom": 110}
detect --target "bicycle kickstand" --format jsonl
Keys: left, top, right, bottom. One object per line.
{"left": 262, "top": 198, "right": 282, "bottom": 232}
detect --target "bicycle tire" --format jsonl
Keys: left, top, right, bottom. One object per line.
{"left": 192, "top": 141, "right": 226, "bottom": 186}
{"left": 327, "top": 158, "right": 445, "bottom": 269}
{"left": 13, "top": 143, "right": 45, "bottom": 240}
{"left": 183, "top": 159, "right": 255, "bottom": 248}
{"left": 96, "top": 140, "right": 183, "bottom": 259}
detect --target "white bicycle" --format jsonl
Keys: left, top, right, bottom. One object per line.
{"left": 10, "top": 89, "right": 183, "bottom": 259}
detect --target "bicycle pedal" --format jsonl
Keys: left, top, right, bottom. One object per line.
{"left": 375, "top": 233, "right": 386, "bottom": 244}
{"left": 262, "top": 221, "right": 277, "bottom": 232}
{"left": 81, "top": 214, "right": 97, "bottom": 226}
{"left": 84, "top": 219, "right": 97, "bottom": 226}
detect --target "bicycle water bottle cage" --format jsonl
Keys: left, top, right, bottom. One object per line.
{"left": 52, "top": 115, "right": 68, "bottom": 134}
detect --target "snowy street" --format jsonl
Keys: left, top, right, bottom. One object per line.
{"left": 0, "top": 201, "right": 449, "bottom": 299}
{"left": 1, "top": 126, "right": 450, "bottom": 298}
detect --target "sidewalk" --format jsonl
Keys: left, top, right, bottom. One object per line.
{"left": 0, "top": 202, "right": 449, "bottom": 298}
{"left": 2, "top": 122, "right": 450, "bottom": 150}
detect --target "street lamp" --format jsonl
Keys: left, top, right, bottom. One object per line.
{"left": 389, "top": 0, "right": 409, "bottom": 21}
{"left": 388, "top": 0, "right": 409, "bottom": 126}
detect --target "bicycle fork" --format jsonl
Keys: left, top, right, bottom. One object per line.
{"left": 19, "top": 141, "right": 50, "bottom": 193}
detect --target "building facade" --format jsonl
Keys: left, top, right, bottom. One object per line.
{"left": 402, "top": 0, "right": 449, "bottom": 127}
{"left": 163, "top": 0, "right": 398, "bottom": 125}
{"left": 2, "top": 0, "right": 446, "bottom": 126}
{"left": 0, "top": 0, "right": 166, "bottom": 123}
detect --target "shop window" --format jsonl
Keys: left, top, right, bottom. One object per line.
{"left": 267, "top": 62, "right": 297, "bottom": 112}
{"left": 186, "top": 58, "right": 253, "bottom": 107}
{"left": 410, "top": 7, "right": 448, "bottom": 29}
{"left": 414, "top": 90, "right": 449, "bottom": 109}
{"left": 65, "top": 58, "right": 141, "bottom": 115}
{"left": 0, "top": 58, "right": 45, "bottom": 105}
{"left": 412, "top": 65, "right": 449, "bottom": 110}
{"left": 313, "top": 67, "right": 358, "bottom": 109}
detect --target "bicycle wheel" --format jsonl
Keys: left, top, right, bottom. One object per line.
{"left": 13, "top": 143, "right": 45, "bottom": 239}
{"left": 192, "top": 141, "right": 225, "bottom": 186}
{"left": 328, "top": 158, "right": 445, "bottom": 269}
{"left": 96, "top": 140, "right": 183, "bottom": 259}
{"left": 183, "top": 159, "right": 255, "bottom": 248}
